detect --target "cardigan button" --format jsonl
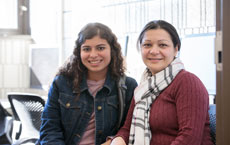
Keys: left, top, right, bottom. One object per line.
{"left": 97, "top": 106, "right": 102, "bottom": 111}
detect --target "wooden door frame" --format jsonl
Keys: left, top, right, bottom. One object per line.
{"left": 216, "top": 0, "right": 230, "bottom": 144}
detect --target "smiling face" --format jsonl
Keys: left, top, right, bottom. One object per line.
{"left": 80, "top": 35, "right": 111, "bottom": 79}
{"left": 141, "top": 29, "right": 178, "bottom": 75}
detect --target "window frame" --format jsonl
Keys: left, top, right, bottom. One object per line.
{"left": 0, "top": 0, "right": 30, "bottom": 36}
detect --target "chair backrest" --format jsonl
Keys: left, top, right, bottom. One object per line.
{"left": 0, "top": 102, "right": 13, "bottom": 144}
{"left": 7, "top": 93, "right": 45, "bottom": 131}
{"left": 209, "top": 104, "right": 216, "bottom": 145}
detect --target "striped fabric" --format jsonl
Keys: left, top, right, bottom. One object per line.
{"left": 129, "top": 58, "right": 184, "bottom": 145}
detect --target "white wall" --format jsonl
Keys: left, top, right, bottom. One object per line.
{"left": 0, "top": 35, "right": 47, "bottom": 99}
{"left": 180, "top": 34, "right": 216, "bottom": 95}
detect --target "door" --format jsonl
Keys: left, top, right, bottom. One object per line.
{"left": 216, "top": 0, "right": 230, "bottom": 144}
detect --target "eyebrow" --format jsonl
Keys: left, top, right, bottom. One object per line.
{"left": 96, "top": 44, "right": 107, "bottom": 47}
{"left": 81, "top": 45, "right": 90, "bottom": 48}
{"left": 81, "top": 43, "right": 107, "bottom": 48}
{"left": 158, "top": 39, "right": 170, "bottom": 42}
{"left": 142, "top": 40, "right": 151, "bottom": 43}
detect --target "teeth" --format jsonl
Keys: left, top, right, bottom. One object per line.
{"left": 90, "top": 60, "right": 101, "bottom": 64}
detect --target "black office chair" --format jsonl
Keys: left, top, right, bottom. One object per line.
{"left": 7, "top": 93, "right": 45, "bottom": 145}
{"left": 0, "top": 102, "right": 13, "bottom": 145}
{"left": 209, "top": 104, "right": 216, "bottom": 145}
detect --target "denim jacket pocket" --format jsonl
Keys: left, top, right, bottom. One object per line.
{"left": 58, "top": 93, "right": 83, "bottom": 130}
{"left": 106, "top": 95, "right": 119, "bottom": 130}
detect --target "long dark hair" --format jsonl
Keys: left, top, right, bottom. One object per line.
{"left": 57, "top": 22, "right": 125, "bottom": 93}
{"left": 137, "top": 20, "right": 181, "bottom": 51}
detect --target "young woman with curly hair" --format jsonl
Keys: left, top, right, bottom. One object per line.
{"left": 37, "top": 22, "right": 137, "bottom": 145}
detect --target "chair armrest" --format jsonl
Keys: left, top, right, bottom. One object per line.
{"left": 12, "top": 137, "right": 38, "bottom": 145}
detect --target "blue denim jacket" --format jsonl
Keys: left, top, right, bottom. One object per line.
{"left": 37, "top": 72, "right": 137, "bottom": 145}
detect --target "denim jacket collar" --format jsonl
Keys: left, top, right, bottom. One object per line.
{"left": 78, "top": 71, "right": 116, "bottom": 95}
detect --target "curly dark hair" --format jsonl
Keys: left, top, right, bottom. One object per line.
{"left": 56, "top": 22, "right": 125, "bottom": 93}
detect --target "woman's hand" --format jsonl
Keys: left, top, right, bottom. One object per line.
{"left": 110, "top": 137, "right": 126, "bottom": 145}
